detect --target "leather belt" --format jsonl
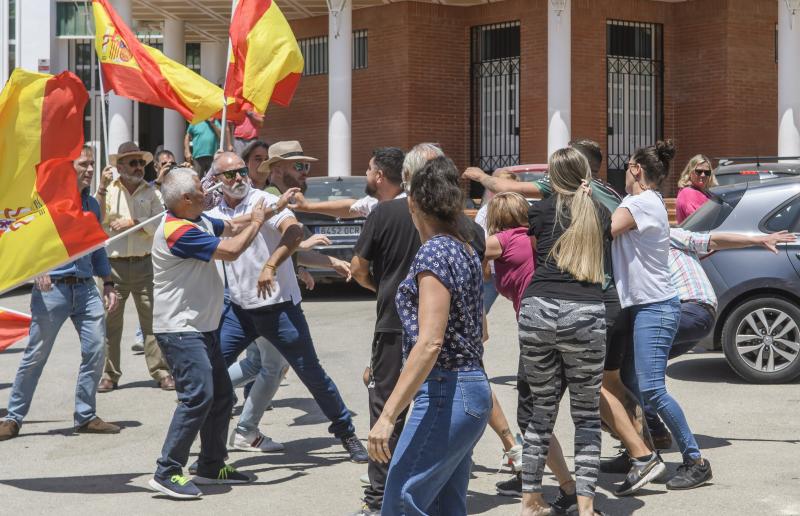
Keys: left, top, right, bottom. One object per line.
{"left": 110, "top": 254, "right": 151, "bottom": 261}
{"left": 51, "top": 276, "right": 91, "bottom": 285}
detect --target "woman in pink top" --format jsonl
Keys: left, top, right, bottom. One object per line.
{"left": 675, "top": 155, "right": 716, "bottom": 223}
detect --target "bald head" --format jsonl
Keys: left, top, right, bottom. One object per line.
{"left": 212, "top": 151, "right": 245, "bottom": 174}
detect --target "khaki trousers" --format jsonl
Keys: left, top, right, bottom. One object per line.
{"left": 103, "top": 255, "right": 170, "bottom": 383}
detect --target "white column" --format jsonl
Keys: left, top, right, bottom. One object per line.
{"left": 328, "top": 1, "right": 352, "bottom": 177}
{"left": 201, "top": 41, "right": 227, "bottom": 87}
{"left": 779, "top": 1, "right": 800, "bottom": 158}
{"left": 162, "top": 19, "right": 186, "bottom": 158}
{"left": 17, "top": 1, "right": 57, "bottom": 78}
{"left": 547, "top": 0, "right": 571, "bottom": 158}
{"left": 108, "top": 0, "right": 134, "bottom": 153}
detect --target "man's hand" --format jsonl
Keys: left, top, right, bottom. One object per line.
{"left": 368, "top": 415, "right": 396, "bottom": 464}
{"left": 103, "top": 284, "right": 119, "bottom": 312}
{"left": 288, "top": 191, "right": 309, "bottom": 212}
{"left": 299, "top": 234, "right": 332, "bottom": 250}
{"left": 297, "top": 267, "right": 315, "bottom": 290}
{"left": 34, "top": 274, "right": 52, "bottom": 292}
{"left": 257, "top": 265, "right": 277, "bottom": 299}
{"left": 757, "top": 230, "right": 798, "bottom": 253}
{"left": 331, "top": 258, "right": 352, "bottom": 281}
{"left": 250, "top": 198, "right": 268, "bottom": 227}
{"left": 109, "top": 218, "right": 136, "bottom": 232}
{"left": 462, "top": 166, "right": 488, "bottom": 183}
{"left": 100, "top": 166, "right": 115, "bottom": 188}
{"left": 277, "top": 187, "right": 301, "bottom": 212}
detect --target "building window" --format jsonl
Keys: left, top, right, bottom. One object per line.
{"left": 470, "top": 21, "right": 521, "bottom": 173}
{"left": 8, "top": 0, "right": 16, "bottom": 72}
{"left": 606, "top": 20, "right": 664, "bottom": 192}
{"left": 186, "top": 42, "right": 201, "bottom": 73}
{"left": 56, "top": 1, "right": 92, "bottom": 37}
{"left": 298, "top": 30, "right": 368, "bottom": 76}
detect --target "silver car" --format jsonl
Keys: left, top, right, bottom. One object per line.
{"left": 683, "top": 176, "right": 800, "bottom": 383}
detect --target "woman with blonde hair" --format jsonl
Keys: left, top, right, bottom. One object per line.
{"left": 518, "top": 147, "right": 610, "bottom": 516}
{"left": 675, "top": 154, "right": 715, "bottom": 223}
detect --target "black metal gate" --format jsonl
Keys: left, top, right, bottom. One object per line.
{"left": 470, "top": 21, "right": 520, "bottom": 173}
{"left": 607, "top": 20, "right": 663, "bottom": 192}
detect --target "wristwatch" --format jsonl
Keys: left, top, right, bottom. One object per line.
{"left": 268, "top": 202, "right": 278, "bottom": 215}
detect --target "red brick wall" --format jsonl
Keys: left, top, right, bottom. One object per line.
{"left": 262, "top": 0, "right": 779, "bottom": 195}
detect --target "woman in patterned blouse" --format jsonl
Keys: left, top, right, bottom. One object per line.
{"left": 368, "top": 156, "right": 491, "bottom": 515}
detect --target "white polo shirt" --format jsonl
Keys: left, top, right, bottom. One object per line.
{"left": 206, "top": 188, "right": 302, "bottom": 309}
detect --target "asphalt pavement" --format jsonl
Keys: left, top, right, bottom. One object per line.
{"left": 0, "top": 283, "right": 798, "bottom": 515}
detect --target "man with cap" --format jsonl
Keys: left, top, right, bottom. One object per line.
{"left": 96, "top": 142, "right": 173, "bottom": 392}
{"left": 257, "top": 140, "right": 316, "bottom": 196}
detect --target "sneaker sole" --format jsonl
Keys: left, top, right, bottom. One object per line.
{"left": 616, "top": 461, "right": 667, "bottom": 496}
{"left": 666, "top": 471, "right": 713, "bottom": 490}
{"left": 147, "top": 478, "right": 202, "bottom": 499}
{"left": 193, "top": 475, "right": 251, "bottom": 485}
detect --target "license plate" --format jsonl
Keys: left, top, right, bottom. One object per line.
{"left": 317, "top": 225, "right": 361, "bottom": 236}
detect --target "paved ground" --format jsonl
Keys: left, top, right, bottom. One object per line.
{"left": 0, "top": 283, "right": 799, "bottom": 516}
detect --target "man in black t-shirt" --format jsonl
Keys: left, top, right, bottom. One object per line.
{"left": 351, "top": 144, "right": 485, "bottom": 514}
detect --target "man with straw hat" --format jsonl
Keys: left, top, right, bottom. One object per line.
{"left": 257, "top": 140, "right": 318, "bottom": 196}
{"left": 95, "top": 142, "right": 173, "bottom": 392}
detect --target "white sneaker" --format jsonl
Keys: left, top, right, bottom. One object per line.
{"left": 503, "top": 443, "right": 523, "bottom": 472}
{"left": 229, "top": 430, "right": 285, "bottom": 452}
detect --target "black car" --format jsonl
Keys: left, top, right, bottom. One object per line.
{"left": 714, "top": 156, "right": 800, "bottom": 187}
{"left": 295, "top": 176, "right": 368, "bottom": 282}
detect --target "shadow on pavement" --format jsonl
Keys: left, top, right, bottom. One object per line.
{"left": 301, "top": 283, "right": 375, "bottom": 303}
{"left": 228, "top": 436, "right": 351, "bottom": 478}
{"left": 0, "top": 383, "right": 11, "bottom": 390}
{"left": 272, "top": 397, "right": 358, "bottom": 427}
{"left": 666, "top": 356, "right": 746, "bottom": 384}
{"left": 0, "top": 472, "right": 151, "bottom": 494}
{"left": 17, "top": 420, "right": 142, "bottom": 438}
{"left": 0, "top": 347, "right": 24, "bottom": 354}
{"left": 488, "top": 375, "right": 516, "bottom": 387}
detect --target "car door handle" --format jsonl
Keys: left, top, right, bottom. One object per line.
{"left": 796, "top": 252, "right": 800, "bottom": 260}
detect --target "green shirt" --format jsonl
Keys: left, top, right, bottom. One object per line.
{"left": 187, "top": 121, "right": 221, "bottom": 159}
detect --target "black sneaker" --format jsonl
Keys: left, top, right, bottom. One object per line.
{"left": 550, "top": 487, "right": 577, "bottom": 514}
{"left": 495, "top": 472, "right": 522, "bottom": 497}
{"left": 615, "top": 452, "right": 666, "bottom": 496}
{"left": 600, "top": 451, "right": 631, "bottom": 474}
{"left": 148, "top": 474, "right": 202, "bottom": 499}
{"left": 666, "top": 458, "right": 712, "bottom": 490}
{"left": 194, "top": 464, "right": 252, "bottom": 485}
{"left": 341, "top": 434, "right": 368, "bottom": 463}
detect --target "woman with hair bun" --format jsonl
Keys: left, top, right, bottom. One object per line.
{"left": 369, "top": 156, "right": 491, "bottom": 515}
{"left": 611, "top": 140, "right": 712, "bottom": 491}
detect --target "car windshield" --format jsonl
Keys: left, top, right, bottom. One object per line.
{"left": 516, "top": 171, "right": 547, "bottom": 183}
{"left": 303, "top": 178, "right": 366, "bottom": 202}
{"left": 715, "top": 170, "right": 796, "bottom": 187}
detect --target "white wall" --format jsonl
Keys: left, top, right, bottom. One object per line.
{"left": 17, "top": 0, "right": 57, "bottom": 76}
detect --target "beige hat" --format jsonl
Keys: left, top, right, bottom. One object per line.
{"left": 109, "top": 141, "right": 154, "bottom": 166}
{"left": 258, "top": 140, "right": 318, "bottom": 173}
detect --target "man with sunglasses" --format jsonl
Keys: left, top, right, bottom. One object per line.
{"left": 206, "top": 151, "right": 369, "bottom": 464}
{"left": 256, "top": 140, "right": 316, "bottom": 196}
{"left": 96, "top": 142, "right": 173, "bottom": 393}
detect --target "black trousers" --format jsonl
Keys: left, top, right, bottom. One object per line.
{"left": 364, "top": 332, "right": 408, "bottom": 510}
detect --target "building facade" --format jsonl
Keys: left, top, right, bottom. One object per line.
{"left": 2, "top": 0, "right": 799, "bottom": 195}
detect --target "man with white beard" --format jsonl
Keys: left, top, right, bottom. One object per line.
{"left": 206, "top": 152, "right": 369, "bottom": 463}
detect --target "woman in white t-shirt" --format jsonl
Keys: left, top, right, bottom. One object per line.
{"left": 611, "top": 140, "right": 712, "bottom": 492}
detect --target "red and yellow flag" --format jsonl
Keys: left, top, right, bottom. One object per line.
{"left": 93, "top": 0, "right": 225, "bottom": 123}
{"left": 225, "top": 0, "right": 304, "bottom": 116}
{"left": 0, "top": 308, "right": 31, "bottom": 351}
{"left": 0, "top": 69, "right": 109, "bottom": 294}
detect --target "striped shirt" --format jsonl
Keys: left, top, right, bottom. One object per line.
{"left": 668, "top": 228, "right": 717, "bottom": 309}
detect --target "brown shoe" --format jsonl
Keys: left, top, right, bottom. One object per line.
{"left": 76, "top": 417, "right": 120, "bottom": 434}
{"left": 0, "top": 420, "right": 20, "bottom": 441}
{"left": 159, "top": 376, "right": 176, "bottom": 391}
{"left": 98, "top": 378, "right": 118, "bottom": 393}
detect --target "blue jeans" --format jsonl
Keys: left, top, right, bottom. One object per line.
{"left": 383, "top": 368, "right": 491, "bottom": 516}
{"left": 154, "top": 331, "right": 234, "bottom": 479}
{"left": 5, "top": 282, "right": 105, "bottom": 427}
{"left": 483, "top": 276, "right": 500, "bottom": 314}
{"left": 238, "top": 301, "right": 355, "bottom": 439}
{"left": 630, "top": 297, "right": 701, "bottom": 461}
{"left": 228, "top": 337, "right": 288, "bottom": 434}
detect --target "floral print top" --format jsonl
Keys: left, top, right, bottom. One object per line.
{"left": 396, "top": 235, "right": 484, "bottom": 371}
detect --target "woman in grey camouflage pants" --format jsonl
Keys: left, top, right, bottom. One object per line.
{"left": 518, "top": 147, "right": 610, "bottom": 516}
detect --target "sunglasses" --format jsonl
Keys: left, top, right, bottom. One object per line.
{"left": 215, "top": 167, "right": 249, "bottom": 180}
{"left": 693, "top": 169, "right": 712, "bottom": 177}
{"left": 126, "top": 159, "right": 147, "bottom": 167}
{"left": 292, "top": 162, "right": 311, "bottom": 173}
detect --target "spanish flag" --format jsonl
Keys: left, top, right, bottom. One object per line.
{"left": 93, "top": 0, "right": 225, "bottom": 123}
{"left": 0, "top": 69, "right": 109, "bottom": 294}
{"left": 0, "top": 308, "right": 31, "bottom": 351}
{"left": 225, "top": 0, "right": 304, "bottom": 116}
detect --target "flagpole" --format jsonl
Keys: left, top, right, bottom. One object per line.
{"left": 219, "top": 0, "right": 239, "bottom": 152}
{"left": 82, "top": 3, "right": 111, "bottom": 170}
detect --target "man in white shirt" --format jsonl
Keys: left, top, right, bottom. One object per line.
{"left": 206, "top": 152, "right": 369, "bottom": 463}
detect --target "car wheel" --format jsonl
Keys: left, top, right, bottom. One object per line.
{"left": 720, "top": 297, "right": 800, "bottom": 383}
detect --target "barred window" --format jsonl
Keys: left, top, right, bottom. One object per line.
{"left": 298, "top": 30, "right": 368, "bottom": 76}
{"left": 186, "top": 42, "right": 201, "bottom": 73}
